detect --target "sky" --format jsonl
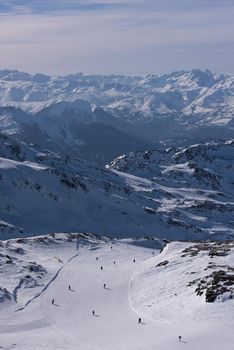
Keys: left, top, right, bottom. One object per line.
{"left": 0, "top": 0, "right": 233, "bottom": 75}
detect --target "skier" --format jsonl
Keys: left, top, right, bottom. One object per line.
{"left": 101, "top": 266, "right": 103, "bottom": 270}
{"left": 111, "top": 246, "right": 113, "bottom": 250}
{"left": 52, "top": 299, "right": 55, "bottom": 305}
{"left": 113, "top": 261, "right": 116, "bottom": 265}
{"left": 68, "top": 285, "right": 71, "bottom": 291}
{"left": 96, "top": 257, "right": 98, "bottom": 261}
{"left": 152, "top": 251, "right": 155, "bottom": 255}
{"left": 138, "top": 318, "right": 141, "bottom": 324}
{"left": 178, "top": 336, "right": 182, "bottom": 342}
{"left": 92, "top": 310, "right": 95, "bottom": 316}
{"left": 133, "top": 259, "right": 136, "bottom": 263}
{"left": 103, "top": 283, "right": 106, "bottom": 289}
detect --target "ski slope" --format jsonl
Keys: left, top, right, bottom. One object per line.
{"left": 0, "top": 239, "right": 233, "bottom": 350}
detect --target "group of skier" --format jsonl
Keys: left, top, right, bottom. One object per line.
{"left": 51, "top": 244, "right": 145, "bottom": 324}
{"left": 50, "top": 244, "right": 185, "bottom": 341}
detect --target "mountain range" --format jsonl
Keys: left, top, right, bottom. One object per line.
{"left": 0, "top": 69, "right": 233, "bottom": 241}
{"left": 0, "top": 69, "right": 233, "bottom": 163}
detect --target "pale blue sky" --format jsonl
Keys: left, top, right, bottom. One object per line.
{"left": 0, "top": 0, "right": 233, "bottom": 75}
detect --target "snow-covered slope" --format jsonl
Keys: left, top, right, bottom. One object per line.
{"left": 0, "top": 133, "right": 233, "bottom": 240}
{"left": 108, "top": 140, "right": 234, "bottom": 240}
{"left": 0, "top": 105, "right": 150, "bottom": 164}
{"left": 108, "top": 140, "right": 234, "bottom": 191}
{"left": 131, "top": 241, "right": 234, "bottom": 320}
{"left": 0, "top": 234, "right": 233, "bottom": 350}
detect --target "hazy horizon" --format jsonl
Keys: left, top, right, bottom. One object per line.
{"left": 0, "top": 66, "right": 232, "bottom": 77}
{"left": 0, "top": 0, "right": 233, "bottom": 75}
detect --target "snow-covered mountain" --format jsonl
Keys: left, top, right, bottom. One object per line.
{"left": 0, "top": 69, "right": 233, "bottom": 124}
{"left": 0, "top": 69, "right": 233, "bottom": 160}
{"left": 0, "top": 234, "right": 233, "bottom": 349}
{"left": 0, "top": 132, "right": 233, "bottom": 240}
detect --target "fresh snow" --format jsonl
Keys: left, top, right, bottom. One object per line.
{"left": 0, "top": 157, "right": 48, "bottom": 170}
{"left": 0, "top": 235, "right": 233, "bottom": 350}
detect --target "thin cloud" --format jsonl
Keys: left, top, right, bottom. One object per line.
{"left": 1, "top": 0, "right": 234, "bottom": 16}
{"left": 0, "top": 0, "right": 233, "bottom": 74}
{"left": 0, "top": 0, "right": 122, "bottom": 15}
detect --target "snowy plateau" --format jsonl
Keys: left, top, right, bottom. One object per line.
{"left": 0, "top": 69, "right": 234, "bottom": 349}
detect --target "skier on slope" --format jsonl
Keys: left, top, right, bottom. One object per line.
{"left": 133, "top": 259, "right": 136, "bottom": 263}
{"left": 69, "top": 285, "right": 71, "bottom": 291}
{"left": 101, "top": 266, "right": 103, "bottom": 270}
{"left": 92, "top": 310, "right": 95, "bottom": 316}
{"left": 138, "top": 318, "right": 141, "bottom": 324}
{"left": 103, "top": 283, "right": 106, "bottom": 289}
{"left": 52, "top": 299, "right": 55, "bottom": 305}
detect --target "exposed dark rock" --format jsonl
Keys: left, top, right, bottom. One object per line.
{"left": 181, "top": 242, "right": 234, "bottom": 258}
{"left": 0, "top": 287, "right": 12, "bottom": 303}
{"left": 23, "top": 262, "right": 47, "bottom": 275}
{"left": 156, "top": 260, "right": 169, "bottom": 267}
{"left": 144, "top": 207, "right": 156, "bottom": 215}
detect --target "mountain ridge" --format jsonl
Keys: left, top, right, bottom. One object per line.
{"left": 0, "top": 68, "right": 233, "bottom": 162}
{"left": 0, "top": 131, "right": 233, "bottom": 241}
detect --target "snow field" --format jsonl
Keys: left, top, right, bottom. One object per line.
{"left": 0, "top": 240, "right": 233, "bottom": 349}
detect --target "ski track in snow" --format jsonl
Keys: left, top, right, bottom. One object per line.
{"left": 0, "top": 241, "right": 233, "bottom": 350}
{"left": 17, "top": 252, "right": 81, "bottom": 311}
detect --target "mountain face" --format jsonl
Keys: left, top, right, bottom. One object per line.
{"left": 0, "top": 69, "right": 233, "bottom": 241}
{"left": 108, "top": 140, "right": 234, "bottom": 240}
{"left": 0, "top": 104, "right": 150, "bottom": 164}
{"left": 0, "top": 69, "right": 233, "bottom": 163}
{"left": 0, "top": 130, "right": 233, "bottom": 241}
